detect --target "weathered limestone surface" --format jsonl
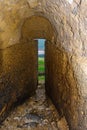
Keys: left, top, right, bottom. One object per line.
{"left": 0, "top": 0, "right": 87, "bottom": 130}
{"left": 0, "top": 41, "right": 38, "bottom": 122}
{"left": 45, "top": 43, "right": 87, "bottom": 130}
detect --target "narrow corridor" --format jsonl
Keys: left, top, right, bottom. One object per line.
{"left": 0, "top": 84, "right": 69, "bottom": 130}
{"left": 0, "top": 1, "right": 87, "bottom": 129}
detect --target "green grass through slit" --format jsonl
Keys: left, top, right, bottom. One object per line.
{"left": 38, "top": 57, "right": 45, "bottom": 82}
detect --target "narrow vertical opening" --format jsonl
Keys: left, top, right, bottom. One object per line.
{"left": 37, "top": 39, "right": 46, "bottom": 84}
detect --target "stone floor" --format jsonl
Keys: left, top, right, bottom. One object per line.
{"left": 0, "top": 84, "right": 69, "bottom": 130}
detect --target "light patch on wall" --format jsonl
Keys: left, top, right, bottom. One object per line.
{"left": 27, "top": 0, "right": 38, "bottom": 8}
{"left": 67, "top": 0, "right": 73, "bottom": 4}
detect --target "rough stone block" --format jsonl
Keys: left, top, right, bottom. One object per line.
{"left": 0, "top": 41, "right": 38, "bottom": 122}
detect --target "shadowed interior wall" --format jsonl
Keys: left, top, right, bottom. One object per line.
{"left": 45, "top": 40, "right": 87, "bottom": 130}
{"left": 45, "top": 42, "right": 80, "bottom": 129}
{"left": 0, "top": 41, "right": 38, "bottom": 122}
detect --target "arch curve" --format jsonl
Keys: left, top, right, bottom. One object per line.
{"left": 21, "top": 15, "right": 57, "bottom": 42}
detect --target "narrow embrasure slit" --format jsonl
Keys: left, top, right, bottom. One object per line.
{"left": 38, "top": 39, "right": 46, "bottom": 84}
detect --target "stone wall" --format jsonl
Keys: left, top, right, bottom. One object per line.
{"left": 0, "top": 41, "right": 38, "bottom": 122}
{"left": 45, "top": 42, "right": 87, "bottom": 130}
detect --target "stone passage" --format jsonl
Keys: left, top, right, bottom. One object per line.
{"left": 0, "top": 1, "right": 87, "bottom": 130}
{"left": 0, "top": 84, "right": 69, "bottom": 130}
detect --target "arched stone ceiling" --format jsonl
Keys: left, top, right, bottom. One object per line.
{"left": 21, "top": 16, "right": 56, "bottom": 42}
